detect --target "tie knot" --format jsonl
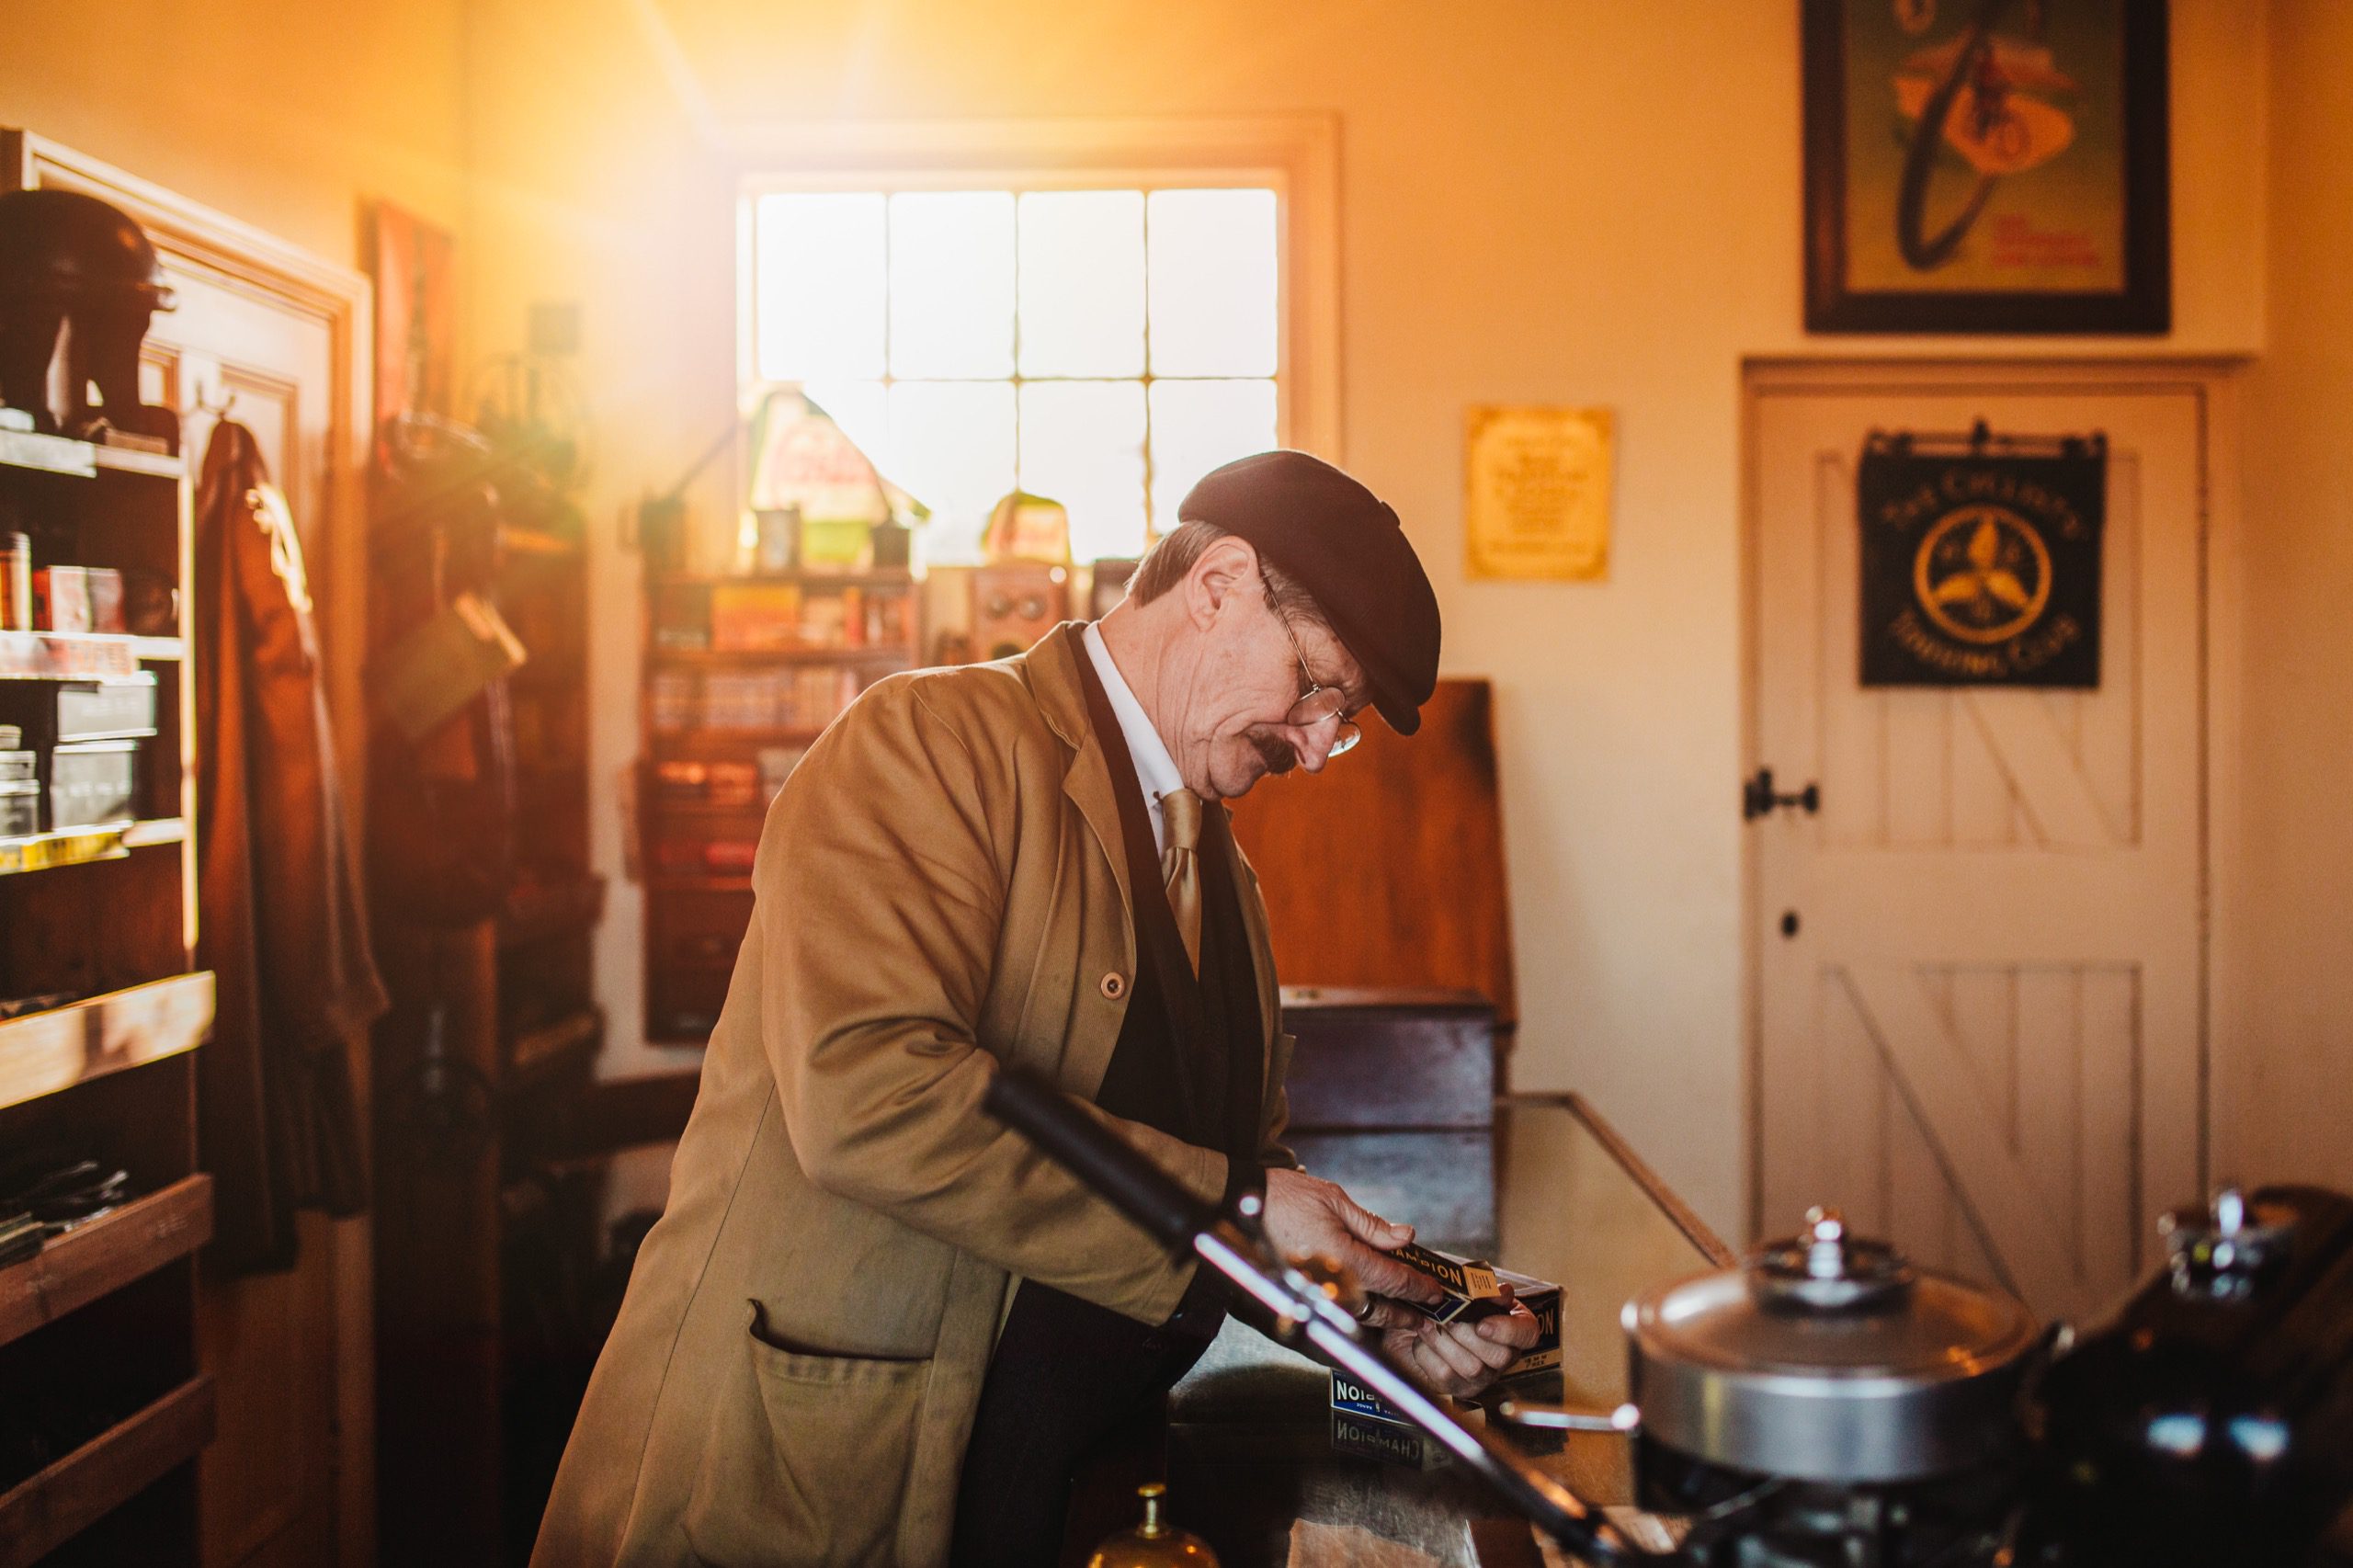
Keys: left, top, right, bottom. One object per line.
{"left": 1159, "top": 788, "right": 1204, "bottom": 853}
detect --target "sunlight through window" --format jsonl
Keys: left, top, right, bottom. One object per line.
{"left": 749, "top": 181, "right": 1281, "bottom": 563}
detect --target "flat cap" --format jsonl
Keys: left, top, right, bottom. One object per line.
{"left": 1178, "top": 450, "right": 1439, "bottom": 735}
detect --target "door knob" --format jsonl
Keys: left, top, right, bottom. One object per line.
{"left": 1743, "top": 767, "right": 1820, "bottom": 822}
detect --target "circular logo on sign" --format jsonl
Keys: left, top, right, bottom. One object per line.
{"left": 1912, "top": 504, "right": 2052, "bottom": 645}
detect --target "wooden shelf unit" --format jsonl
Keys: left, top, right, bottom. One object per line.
{"left": 0, "top": 1176, "right": 213, "bottom": 1350}
{"left": 0, "top": 631, "right": 184, "bottom": 679}
{"left": 0, "top": 1374, "right": 214, "bottom": 1568}
{"left": 0, "top": 972, "right": 215, "bottom": 1114}
{"left": 0, "top": 430, "right": 184, "bottom": 483}
{"left": 0, "top": 432, "right": 213, "bottom": 1565}
{"left": 638, "top": 565, "right": 921, "bottom": 1043}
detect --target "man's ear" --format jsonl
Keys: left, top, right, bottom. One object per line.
{"left": 1186, "top": 537, "right": 1258, "bottom": 630}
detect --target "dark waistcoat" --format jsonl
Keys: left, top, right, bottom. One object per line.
{"left": 948, "top": 644, "right": 1265, "bottom": 1564}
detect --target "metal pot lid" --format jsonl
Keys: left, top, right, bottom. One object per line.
{"left": 1623, "top": 1208, "right": 2042, "bottom": 1483}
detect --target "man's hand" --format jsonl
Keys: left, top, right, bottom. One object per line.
{"left": 1359, "top": 1295, "right": 1542, "bottom": 1399}
{"left": 1256, "top": 1169, "right": 1540, "bottom": 1399}
{"left": 1260, "top": 1167, "right": 1444, "bottom": 1309}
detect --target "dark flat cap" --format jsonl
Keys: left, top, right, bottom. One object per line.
{"left": 1178, "top": 450, "right": 1440, "bottom": 735}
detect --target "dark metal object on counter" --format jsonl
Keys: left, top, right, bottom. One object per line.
{"left": 1626, "top": 1206, "right": 2041, "bottom": 1486}
{"left": 1503, "top": 1207, "right": 2042, "bottom": 1566}
{"left": 0, "top": 187, "right": 179, "bottom": 446}
{"left": 2030, "top": 1184, "right": 2353, "bottom": 1568}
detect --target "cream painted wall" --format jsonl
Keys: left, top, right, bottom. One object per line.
{"left": 462, "top": 0, "right": 2269, "bottom": 1240}
{"left": 2232, "top": 0, "right": 2353, "bottom": 1196}
{"left": 0, "top": 0, "right": 467, "bottom": 269}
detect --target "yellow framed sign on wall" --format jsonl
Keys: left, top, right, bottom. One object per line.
{"left": 1464, "top": 405, "right": 1612, "bottom": 582}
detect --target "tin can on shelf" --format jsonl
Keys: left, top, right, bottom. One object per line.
{"left": 0, "top": 532, "right": 28, "bottom": 631}
{"left": 34, "top": 564, "right": 91, "bottom": 633}
{"left": 49, "top": 739, "right": 138, "bottom": 828}
{"left": 0, "top": 778, "right": 36, "bottom": 836}
{"left": 84, "top": 566, "right": 125, "bottom": 633}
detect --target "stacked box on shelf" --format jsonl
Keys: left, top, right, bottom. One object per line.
{"left": 639, "top": 570, "right": 920, "bottom": 1043}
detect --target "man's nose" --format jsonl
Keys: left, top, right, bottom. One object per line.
{"left": 1287, "top": 722, "right": 1336, "bottom": 773}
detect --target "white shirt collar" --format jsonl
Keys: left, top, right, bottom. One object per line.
{"left": 1081, "top": 619, "right": 1185, "bottom": 856}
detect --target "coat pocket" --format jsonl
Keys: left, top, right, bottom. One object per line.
{"left": 681, "top": 1302, "right": 934, "bottom": 1567}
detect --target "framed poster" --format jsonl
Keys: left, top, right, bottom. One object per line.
{"left": 1802, "top": 0, "right": 2169, "bottom": 334}
{"left": 1464, "top": 405, "right": 1611, "bottom": 582}
{"left": 366, "top": 200, "right": 458, "bottom": 471}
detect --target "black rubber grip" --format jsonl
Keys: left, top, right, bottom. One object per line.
{"left": 982, "top": 1067, "right": 1210, "bottom": 1249}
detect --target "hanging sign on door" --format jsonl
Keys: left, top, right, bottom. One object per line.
{"left": 1858, "top": 429, "right": 2104, "bottom": 687}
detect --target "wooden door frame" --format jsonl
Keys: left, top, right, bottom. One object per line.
{"left": 1736, "top": 356, "right": 2248, "bottom": 1247}
{"left": 3, "top": 130, "right": 379, "bottom": 1567}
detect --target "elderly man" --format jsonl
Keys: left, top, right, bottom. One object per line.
{"left": 535, "top": 451, "right": 1537, "bottom": 1567}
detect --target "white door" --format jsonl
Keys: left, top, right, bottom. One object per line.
{"left": 1748, "top": 367, "right": 2214, "bottom": 1324}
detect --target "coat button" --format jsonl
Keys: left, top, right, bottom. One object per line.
{"left": 1099, "top": 971, "right": 1127, "bottom": 1000}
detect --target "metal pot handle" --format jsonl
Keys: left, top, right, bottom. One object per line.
{"left": 1494, "top": 1400, "right": 1643, "bottom": 1437}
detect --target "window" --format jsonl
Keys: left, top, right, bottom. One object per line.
{"left": 742, "top": 183, "right": 1285, "bottom": 564}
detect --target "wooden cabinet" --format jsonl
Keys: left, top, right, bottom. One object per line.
{"left": 369, "top": 497, "right": 615, "bottom": 1565}
{"left": 0, "top": 434, "right": 214, "bottom": 1567}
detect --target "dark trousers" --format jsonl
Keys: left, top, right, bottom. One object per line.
{"left": 948, "top": 1281, "right": 1214, "bottom": 1565}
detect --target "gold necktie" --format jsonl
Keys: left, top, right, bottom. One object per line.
{"left": 1159, "top": 789, "right": 1204, "bottom": 974}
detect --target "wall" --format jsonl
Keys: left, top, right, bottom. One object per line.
{"left": 1, "top": 0, "right": 467, "bottom": 272}
{"left": 463, "top": 0, "right": 2268, "bottom": 1241}
{"left": 2232, "top": 0, "right": 2353, "bottom": 1195}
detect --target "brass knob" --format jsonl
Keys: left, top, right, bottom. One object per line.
{"left": 1086, "top": 1482, "right": 1220, "bottom": 1568}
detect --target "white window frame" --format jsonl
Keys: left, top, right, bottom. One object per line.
{"left": 727, "top": 115, "right": 1342, "bottom": 531}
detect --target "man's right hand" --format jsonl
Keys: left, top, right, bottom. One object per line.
{"left": 1258, "top": 1166, "right": 1445, "bottom": 1309}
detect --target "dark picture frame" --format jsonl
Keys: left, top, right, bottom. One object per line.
{"left": 1802, "top": 0, "right": 2170, "bottom": 334}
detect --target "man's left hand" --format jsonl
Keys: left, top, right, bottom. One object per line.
{"left": 1358, "top": 1296, "right": 1541, "bottom": 1399}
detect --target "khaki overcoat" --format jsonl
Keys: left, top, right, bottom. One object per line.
{"left": 533, "top": 624, "right": 1295, "bottom": 1567}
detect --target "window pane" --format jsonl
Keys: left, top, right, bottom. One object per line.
{"left": 1148, "top": 380, "right": 1279, "bottom": 532}
{"left": 890, "top": 191, "right": 1014, "bottom": 379}
{"left": 890, "top": 381, "right": 1015, "bottom": 559}
{"left": 1147, "top": 188, "right": 1278, "bottom": 378}
{"left": 1019, "top": 381, "right": 1146, "bottom": 562}
{"left": 1017, "top": 191, "right": 1145, "bottom": 379}
{"left": 800, "top": 380, "right": 891, "bottom": 477}
{"left": 756, "top": 193, "right": 885, "bottom": 381}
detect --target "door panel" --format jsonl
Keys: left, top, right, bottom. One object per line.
{"left": 1752, "top": 375, "right": 2208, "bottom": 1324}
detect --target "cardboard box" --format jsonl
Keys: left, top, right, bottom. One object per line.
{"left": 710, "top": 583, "right": 801, "bottom": 652}
{"left": 1326, "top": 1254, "right": 1564, "bottom": 1466}
{"left": 1329, "top": 1401, "right": 1450, "bottom": 1471}
{"left": 1393, "top": 1242, "right": 1504, "bottom": 1310}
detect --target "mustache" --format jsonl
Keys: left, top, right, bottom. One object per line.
{"left": 1247, "top": 730, "right": 1299, "bottom": 776}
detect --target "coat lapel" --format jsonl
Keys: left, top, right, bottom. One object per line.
{"left": 1027, "top": 624, "right": 1131, "bottom": 921}
{"left": 1021, "top": 623, "right": 1281, "bottom": 1107}
{"left": 1021, "top": 626, "right": 1133, "bottom": 1105}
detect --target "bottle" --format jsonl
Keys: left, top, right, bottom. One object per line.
{"left": 1086, "top": 1482, "right": 1219, "bottom": 1568}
